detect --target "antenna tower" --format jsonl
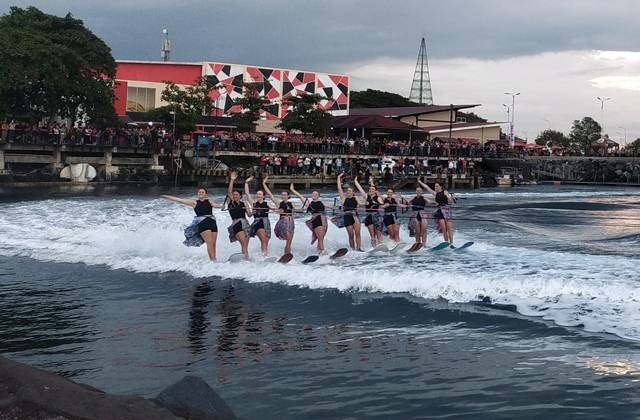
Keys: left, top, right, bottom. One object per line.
{"left": 161, "top": 29, "right": 171, "bottom": 62}
{"left": 409, "top": 37, "right": 433, "bottom": 105}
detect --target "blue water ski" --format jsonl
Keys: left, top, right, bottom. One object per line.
{"left": 453, "top": 241, "right": 474, "bottom": 251}
{"left": 429, "top": 242, "right": 451, "bottom": 251}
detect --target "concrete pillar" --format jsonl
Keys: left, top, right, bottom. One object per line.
{"left": 0, "top": 149, "right": 5, "bottom": 173}
{"left": 52, "top": 148, "right": 63, "bottom": 170}
{"left": 152, "top": 153, "right": 159, "bottom": 166}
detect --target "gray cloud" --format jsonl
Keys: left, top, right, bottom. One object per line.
{"left": 2, "top": 0, "right": 640, "bottom": 72}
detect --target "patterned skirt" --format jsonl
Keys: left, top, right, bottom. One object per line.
{"left": 305, "top": 214, "right": 328, "bottom": 244}
{"left": 331, "top": 211, "right": 359, "bottom": 229}
{"left": 274, "top": 215, "right": 295, "bottom": 240}
{"left": 408, "top": 210, "right": 430, "bottom": 237}
{"left": 182, "top": 216, "right": 211, "bottom": 247}
{"left": 227, "top": 218, "right": 251, "bottom": 243}
{"left": 249, "top": 216, "right": 271, "bottom": 239}
{"left": 364, "top": 212, "right": 384, "bottom": 232}
{"left": 433, "top": 205, "right": 453, "bottom": 220}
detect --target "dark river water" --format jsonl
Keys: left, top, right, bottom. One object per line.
{"left": 1, "top": 185, "right": 640, "bottom": 419}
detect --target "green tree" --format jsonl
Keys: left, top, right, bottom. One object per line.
{"left": 350, "top": 89, "right": 418, "bottom": 108}
{"left": 535, "top": 129, "right": 569, "bottom": 147}
{"left": 569, "top": 117, "right": 602, "bottom": 155}
{"left": 0, "top": 7, "right": 116, "bottom": 124}
{"left": 628, "top": 138, "right": 640, "bottom": 156}
{"left": 146, "top": 77, "right": 215, "bottom": 137}
{"left": 278, "top": 93, "right": 330, "bottom": 136}
{"left": 232, "top": 83, "right": 269, "bottom": 132}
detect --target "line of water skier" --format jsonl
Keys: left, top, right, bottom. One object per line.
{"left": 161, "top": 171, "right": 458, "bottom": 262}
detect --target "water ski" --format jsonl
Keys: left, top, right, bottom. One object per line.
{"left": 278, "top": 253, "right": 294, "bottom": 264}
{"left": 263, "top": 256, "right": 278, "bottom": 263}
{"left": 330, "top": 248, "right": 349, "bottom": 259}
{"left": 368, "top": 243, "right": 389, "bottom": 254}
{"left": 430, "top": 242, "right": 451, "bottom": 252}
{"left": 407, "top": 243, "right": 424, "bottom": 253}
{"left": 453, "top": 241, "right": 474, "bottom": 251}
{"left": 389, "top": 242, "right": 407, "bottom": 254}
{"left": 228, "top": 253, "right": 246, "bottom": 263}
{"left": 301, "top": 255, "right": 320, "bottom": 264}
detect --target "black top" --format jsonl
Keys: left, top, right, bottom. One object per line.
{"left": 383, "top": 197, "right": 397, "bottom": 214}
{"left": 228, "top": 201, "right": 247, "bottom": 219}
{"left": 308, "top": 200, "right": 325, "bottom": 214}
{"left": 365, "top": 195, "right": 380, "bottom": 212}
{"left": 194, "top": 199, "right": 213, "bottom": 216}
{"left": 253, "top": 201, "right": 269, "bottom": 217}
{"left": 435, "top": 191, "right": 448, "bottom": 206}
{"left": 410, "top": 196, "right": 426, "bottom": 211}
{"left": 343, "top": 196, "right": 358, "bottom": 212}
{"left": 279, "top": 201, "right": 293, "bottom": 216}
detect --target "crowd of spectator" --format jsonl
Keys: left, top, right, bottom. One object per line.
{"left": 255, "top": 154, "right": 476, "bottom": 183}
{"left": 2, "top": 122, "right": 637, "bottom": 160}
{"left": 0, "top": 121, "right": 173, "bottom": 151}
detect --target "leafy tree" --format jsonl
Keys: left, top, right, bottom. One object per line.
{"left": 569, "top": 117, "right": 602, "bottom": 154}
{"left": 146, "top": 77, "right": 215, "bottom": 137}
{"left": 0, "top": 7, "right": 116, "bottom": 124}
{"left": 232, "top": 83, "right": 269, "bottom": 132}
{"left": 628, "top": 138, "right": 640, "bottom": 156}
{"left": 277, "top": 93, "right": 330, "bottom": 136}
{"left": 350, "top": 89, "right": 419, "bottom": 108}
{"left": 535, "top": 129, "right": 569, "bottom": 147}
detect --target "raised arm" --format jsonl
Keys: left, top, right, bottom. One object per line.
{"left": 290, "top": 183, "right": 308, "bottom": 208}
{"left": 160, "top": 195, "right": 195, "bottom": 207}
{"left": 353, "top": 176, "right": 367, "bottom": 199}
{"left": 417, "top": 177, "right": 436, "bottom": 195}
{"left": 337, "top": 172, "right": 345, "bottom": 202}
{"left": 262, "top": 176, "right": 279, "bottom": 205}
{"left": 244, "top": 175, "right": 254, "bottom": 205}
{"left": 227, "top": 171, "right": 238, "bottom": 201}
{"left": 395, "top": 193, "right": 409, "bottom": 208}
{"left": 208, "top": 199, "right": 225, "bottom": 209}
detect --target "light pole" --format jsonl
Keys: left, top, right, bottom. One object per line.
{"left": 542, "top": 118, "right": 551, "bottom": 130}
{"left": 504, "top": 92, "right": 520, "bottom": 147}
{"left": 502, "top": 103, "right": 511, "bottom": 142}
{"left": 596, "top": 96, "right": 611, "bottom": 139}
{"left": 618, "top": 126, "right": 627, "bottom": 145}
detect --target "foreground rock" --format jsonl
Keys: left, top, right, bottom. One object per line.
{"left": 0, "top": 355, "right": 237, "bottom": 420}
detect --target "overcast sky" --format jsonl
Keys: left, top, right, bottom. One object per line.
{"left": 3, "top": 0, "right": 640, "bottom": 143}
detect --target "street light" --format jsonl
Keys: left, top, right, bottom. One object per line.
{"left": 542, "top": 118, "right": 551, "bottom": 130}
{"left": 596, "top": 96, "right": 611, "bottom": 139}
{"left": 504, "top": 92, "right": 520, "bottom": 147}
{"left": 618, "top": 126, "right": 627, "bottom": 144}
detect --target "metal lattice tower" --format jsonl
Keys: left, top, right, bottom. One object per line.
{"left": 409, "top": 37, "right": 434, "bottom": 105}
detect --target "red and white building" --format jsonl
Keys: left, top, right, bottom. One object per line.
{"left": 114, "top": 60, "right": 350, "bottom": 123}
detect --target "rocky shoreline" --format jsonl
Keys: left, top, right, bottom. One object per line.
{"left": 0, "top": 355, "right": 238, "bottom": 420}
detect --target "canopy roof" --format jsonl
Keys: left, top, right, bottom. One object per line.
{"left": 331, "top": 115, "right": 417, "bottom": 130}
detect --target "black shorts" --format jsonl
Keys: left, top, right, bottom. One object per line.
{"left": 232, "top": 220, "right": 244, "bottom": 235}
{"left": 311, "top": 214, "right": 323, "bottom": 229}
{"left": 433, "top": 209, "right": 444, "bottom": 220}
{"left": 344, "top": 213, "right": 356, "bottom": 227}
{"left": 383, "top": 214, "right": 396, "bottom": 227}
{"left": 364, "top": 214, "right": 375, "bottom": 226}
{"left": 416, "top": 212, "right": 422, "bottom": 222}
{"left": 197, "top": 218, "right": 217, "bottom": 234}
{"left": 253, "top": 218, "right": 265, "bottom": 231}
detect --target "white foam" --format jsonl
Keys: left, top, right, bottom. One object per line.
{"left": 1, "top": 195, "right": 640, "bottom": 341}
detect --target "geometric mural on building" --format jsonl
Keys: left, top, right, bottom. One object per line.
{"left": 281, "top": 71, "right": 316, "bottom": 118}
{"left": 316, "top": 74, "right": 349, "bottom": 113}
{"left": 245, "top": 67, "right": 282, "bottom": 120}
{"left": 204, "top": 62, "right": 245, "bottom": 115}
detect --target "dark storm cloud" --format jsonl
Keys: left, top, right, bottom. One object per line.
{"left": 2, "top": 0, "right": 639, "bottom": 70}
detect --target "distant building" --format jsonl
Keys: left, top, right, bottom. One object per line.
{"left": 114, "top": 60, "right": 349, "bottom": 131}
{"left": 350, "top": 106, "right": 501, "bottom": 144}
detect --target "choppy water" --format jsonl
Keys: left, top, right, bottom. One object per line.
{"left": 1, "top": 185, "right": 640, "bottom": 418}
